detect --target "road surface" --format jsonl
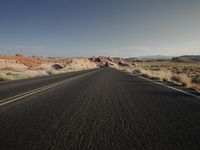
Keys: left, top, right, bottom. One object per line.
{"left": 0, "top": 68, "right": 200, "bottom": 149}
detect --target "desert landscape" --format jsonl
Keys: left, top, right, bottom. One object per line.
{"left": 0, "top": 54, "right": 97, "bottom": 80}
{"left": 0, "top": 54, "right": 132, "bottom": 80}
{"left": 0, "top": 54, "right": 199, "bottom": 93}
{"left": 2, "top": 0, "right": 200, "bottom": 149}
{"left": 122, "top": 56, "right": 200, "bottom": 93}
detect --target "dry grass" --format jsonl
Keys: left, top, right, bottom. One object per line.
{"left": 0, "top": 69, "right": 49, "bottom": 80}
{"left": 0, "top": 67, "right": 97, "bottom": 81}
{"left": 131, "top": 61, "right": 200, "bottom": 93}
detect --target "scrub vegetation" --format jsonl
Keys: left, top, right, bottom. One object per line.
{"left": 131, "top": 61, "right": 200, "bottom": 92}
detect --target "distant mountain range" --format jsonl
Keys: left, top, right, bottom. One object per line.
{"left": 126, "top": 55, "right": 200, "bottom": 62}
{"left": 136, "top": 55, "right": 173, "bottom": 61}
{"left": 171, "top": 55, "right": 200, "bottom": 62}
{"left": 125, "top": 55, "right": 173, "bottom": 61}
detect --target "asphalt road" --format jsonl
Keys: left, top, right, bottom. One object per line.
{"left": 0, "top": 68, "right": 200, "bottom": 150}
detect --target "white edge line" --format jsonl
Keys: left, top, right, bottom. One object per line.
{"left": 130, "top": 73, "right": 200, "bottom": 99}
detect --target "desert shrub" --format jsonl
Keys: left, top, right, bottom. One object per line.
{"left": 178, "top": 74, "right": 192, "bottom": 87}
{"left": 162, "top": 77, "right": 168, "bottom": 82}
{"left": 122, "top": 68, "right": 127, "bottom": 72}
{"left": 46, "top": 70, "right": 53, "bottom": 75}
{"left": 15, "top": 54, "right": 23, "bottom": 57}
{"left": 133, "top": 68, "right": 141, "bottom": 74}
{"left": 0, "top": 73, "right": 14, "bottom": 80}
{"left": 6, "top": 72, "right": 16, "bottom": 76}
{"left": 171, "top": 75, "right": 181, "bottom": 83}
{"left": 159, "top": 70, "right": 172, "bottom": 82}
{"left": 192, "top": 75, "right": 200, "bottom": 84}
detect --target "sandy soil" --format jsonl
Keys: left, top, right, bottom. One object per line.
{"left": 0, "top": 55, "right": 99, "bottom": 81}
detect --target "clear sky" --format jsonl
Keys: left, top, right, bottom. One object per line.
{"left": 0, "top": 0, "right": 200, "bottom": 57}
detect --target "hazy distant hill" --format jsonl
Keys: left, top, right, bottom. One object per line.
{"left": 172, "top": 55, "right": 200, "bottom": 62}
{"left": 136, "top": 55, "right": 173, "bottom": 61}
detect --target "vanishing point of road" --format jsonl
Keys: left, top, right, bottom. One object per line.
{"left": 0, "top": 68, "right": 200, "bottom": 150}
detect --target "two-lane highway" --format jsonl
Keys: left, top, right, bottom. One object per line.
{"left": 0, "top": 68, "right": 200, "bottom": 149}
{"left": 0, "top": 69, "right": 98, "bottom": 100}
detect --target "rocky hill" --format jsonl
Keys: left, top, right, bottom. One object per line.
{"left": 0, "top": 55, "right": 43, "bottom": 68}
{"left": 0, "top": 54, "right": 98, "bottom": 80}
{"left": 89, "top": 56, "right": 133, "bottom": 68}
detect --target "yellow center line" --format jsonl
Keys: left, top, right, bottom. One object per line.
{"left": 0, "top": 70, "right": 97, "bottom": 107}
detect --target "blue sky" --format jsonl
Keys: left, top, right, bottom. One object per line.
{"left": 0, "top": 0, "right": 200, "bottom": 57}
